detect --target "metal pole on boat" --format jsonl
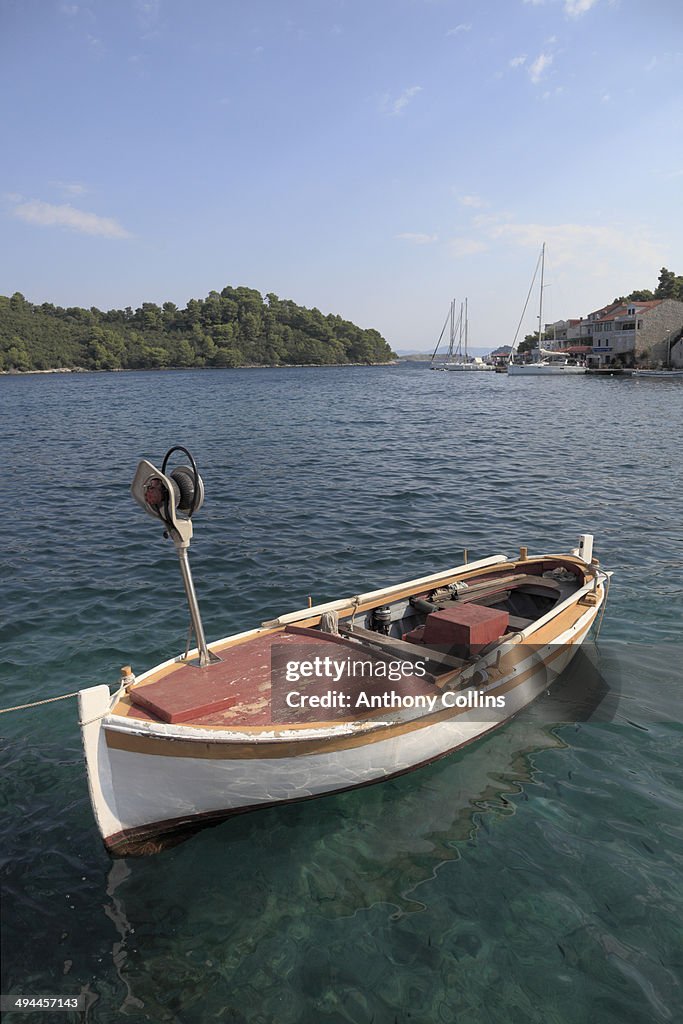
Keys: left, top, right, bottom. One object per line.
{"left": 465, "top": 297, "right": 468, "bottom": 361}
{"left": 175, "top": 544, "right": 215, "bottom": 667}
{"left": 537, "top": 242, "right": 546, "bottom": 358}
{"left": 450, "top": 299, "right": 455, "bottom": 359}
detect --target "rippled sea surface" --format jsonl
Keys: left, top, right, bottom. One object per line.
{"left": 1, "top": 366, "right": 682, "bottom": 1023}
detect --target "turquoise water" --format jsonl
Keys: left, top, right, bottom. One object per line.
{"left": 1, "top": 366, "right": 682, "bottom": 1022}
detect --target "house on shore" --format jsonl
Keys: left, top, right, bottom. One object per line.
{"left": 557, "top": 299, "right": 683, "bottom": 368}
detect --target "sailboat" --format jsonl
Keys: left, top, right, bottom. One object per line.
{"left": 508, "top": 244, "right": 586, "bottom": 376}
{"left": 430, "top": 299, "right": 493, "bottom": 371}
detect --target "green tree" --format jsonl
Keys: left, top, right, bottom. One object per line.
{"left": 212, "top": 347, "right": 243, "bottom": 367}
{"left": 655, "top": 268, "right": 683, "bottom": 301}
{"left": 518, "top": 335, "right": 537, "bottom": 354}
{"left": 2, "top": 337, "right": 31, "bottom": 370}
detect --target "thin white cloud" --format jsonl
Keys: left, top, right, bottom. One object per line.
{"left": 135, "top": 0, "right": 161, "bottom": 39}
{"left": 458, "top": 194, "right": 487, "bottom": 208}
{"left": 486, "top": 219, "right": 659, "bottom": 271}
{"left": 447, "top": 24, "right": 471, "bottom": 35}
{"left": 51, "top": 180, "right": 87, "bottom": 196}
{"left": 524, "top": 0, "right": 599, "bottom": 16}
{"left": 136, "top": 0, "right": 161, "bottom": 30}
{"left": 510, "top": 55, "right": 527, "bottom": 68}
{"left": 529, "top": 52, "right": 553, "bottom": 84}
{"left": 10, "top": 198, "right": 130, "bottom": 239}
{"left": 448, "top": 238, "right": 488, "bottom": 257}
{"left": 564, "top": 0, "right": 599, "bottom": 15}
{"left": 644, "top": 52, "right": 683, "bottom": 73}
{"left": 59, "top": 3, "right": 79, "bottom": 14}
{"left": 396, "top": 232, "right": 438, "bottom": 244}
{"left": 381, "top": 85, "right": 422, "bottom": 116}
{"left": 441, "top": 205, "right": 659, "bottom": 279}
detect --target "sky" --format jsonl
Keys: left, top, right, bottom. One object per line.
{"left": 1, "top": 0, "right": 682, "bottom": 352}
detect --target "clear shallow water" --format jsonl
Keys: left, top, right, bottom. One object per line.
{"left": 1, "top": 366, "right": 682, "bottom": 1022}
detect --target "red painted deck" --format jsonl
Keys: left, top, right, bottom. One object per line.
{"left": 128, "top": 630, "right": 435, "bottom": 727}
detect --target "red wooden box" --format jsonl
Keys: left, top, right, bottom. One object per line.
{"left": 423, "top": 603, "right": 509, "bottom": 652}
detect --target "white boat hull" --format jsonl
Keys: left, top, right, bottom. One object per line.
{"left": 507, "top": 363, "right": 586, "bottom": 376}
{"left": 80, "top": 586, "right": 602, "bottom": 854}
{"left": 444, "top": 363, "right": 494, "bottom": 371}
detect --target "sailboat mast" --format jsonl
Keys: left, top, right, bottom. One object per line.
{"left": 448, "top": 300, "right": 455, "bottom": 358}
{"left": 537, "top": 242, "right": 546, "bottom": 357}
{"left": 429, "top": 307, "right": 451, "bottom": 365}
{"left": 465, "top": 297, "right": 468, "bottom": 360}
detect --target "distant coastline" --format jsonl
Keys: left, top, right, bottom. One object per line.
{"left": 0, "top": 361, "right": 400, "bottom": 376}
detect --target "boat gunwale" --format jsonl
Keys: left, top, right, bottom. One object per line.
{"left": 102, "top": 559, "right": 606, "bottom": 744}
{"left": 100, "top": 615, "right": 598, "bottom": 763}
{"left": 119, "top": 550, "right": 590, "bottom": 689}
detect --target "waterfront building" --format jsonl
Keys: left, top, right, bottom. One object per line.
{"left": 560, "top": 300, "right": 683, "bottom": 368}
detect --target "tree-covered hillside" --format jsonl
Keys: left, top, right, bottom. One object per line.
{"left": 0, "top": 287, "right": 396, "bottom": 371}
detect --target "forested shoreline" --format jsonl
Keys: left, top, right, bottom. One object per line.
{"left": 0, "top": 287, "right": 396, "bottom": 372}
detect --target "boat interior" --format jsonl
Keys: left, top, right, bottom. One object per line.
{"left": 113, "top": 557, "right": 589, "bottom": 730}
{"left": 342, "top": 562, "right": 581, "bottom": 664}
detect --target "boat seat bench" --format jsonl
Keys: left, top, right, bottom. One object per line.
{"left": 335, "top": 624, "right": 467, "bottom": 669}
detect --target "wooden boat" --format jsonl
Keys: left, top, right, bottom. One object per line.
{"left": 79, "top": 452, "right": 610, "bottom": 856}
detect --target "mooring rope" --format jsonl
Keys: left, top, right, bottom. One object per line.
{"left": 0, "top": 691, "right": 81, "bottom": 714}
{"left": 1, "top": 680, "right": 127, "bottom": 721}
{"left": 593, "top": 573, "right": 611, "bottom": 643}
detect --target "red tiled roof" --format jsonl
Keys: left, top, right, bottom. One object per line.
{"left": 594, "top": 300, "right": 662, "bottom": 322}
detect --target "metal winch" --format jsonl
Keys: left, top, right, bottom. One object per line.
{"left": 372, "top": 605, "right": 393, "bottom": 635}
{"left": 130, "top": 445, "right": 219, "bottom": 668}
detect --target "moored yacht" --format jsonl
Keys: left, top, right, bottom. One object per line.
{"left": 507, "top": 244, "right": 586, "bottom": 376}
